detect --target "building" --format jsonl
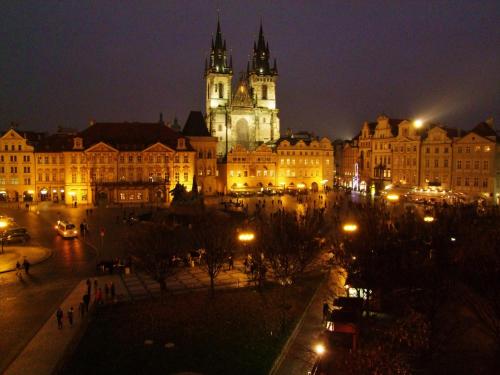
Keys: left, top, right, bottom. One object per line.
{"left": 451, "top": 120, "right": 498, "bottom": 201}
{"left": 0, "top": 128, "right": 36, "bottom": 202}
{"left": 419, "top": 126, "right": 457, "bottom": 190}
{"left": 337, "top": 115, "right": 500, "bottom": 204}
{"left": 0, "top": 120, "right": 197, "bottom": 205}
{"left": 338, "top": 138, "right": 359, "bottom": 189}
{"left": 219, "top": 131, "right": 334, "bottom": 193}
{"left": 182, "top": 111, "right": 218, "bottom": 195}
{"left": 205, "top": 20, "right": 280, "bottom": 156}
{"left": 392, "top": 120, "right": 422, "bottom": 188}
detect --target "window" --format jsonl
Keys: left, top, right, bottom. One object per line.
{"left": 444, "top": 159, "right": 448, "bottom": 168}
{"left": 262, "top": 85, "right": 268, "bottom": 100}
{"left": 426, "top": 147, "right": 430, "bottom": 154}
{"left": 474, "top": 146, "right": 481, "bottom": 152}
{"left": 157, "top": 156, "right": 162, "bottom": 163}
{"left": 10, "top": 166, "right": 17, "bottom": 173}
{"left": 483, "top": 161, "right": 489, "bottom": 170}
{"left": 129, "top": 155, "right": 133, "bottom": 163}
{"left": 482, "top": 179, "right": 488, "bottom": 188}
{"left": 218, "top": 83, "right": 224, "bottom": 99}
{"left": 474, "top": 160, "right": 480, "bottom": 169}
{"left": 465, "top": 161, "right": 470, "bottom": 169}
{"left": 23, "top": 155, "right": 30, "bottom": 162}
{"left": 119, "top": 155, "right": 124, "bottom": 163}
{"left": 456, "top": 177, "right": 461, "bottom": 186}
{"left": 435, "top": 147, "right": 439, "bottom": 154}
{"left": 434, "top": 159, "right": 439, "bottom": 168}
{"left": 183, "top": 155, "right": 189, "bottom": 163}
{"left": 0, "top": 156, "right": 3, "bottom": 162}
{"left": 183, "top": 172, "right": 188, "bottom": 182}
{"left": 175, "top": 170, "right": 179, "bottom": 181}
{"left": 444, "top": 147, "right": 448, "bottom": 154}
{"left": 24, "top": 177, "right": 30, "bottom": 184}
{"left": 23, "top": 166, "right": 30, "bottom": 173}
{"left": 174, "top": 156, "right": 179, "bottom": 163}
{"left": 473, "top": 177, "right": 479, "bottom": 187}
{"left": 457, "top": 160, "right": 462, "bottom": 169}
{"left": 465, "top": 146, "right": 470, "bottom": 153}
{"left": 425, "top": 159, "right": 429, "bottom": 168}
{"left": 4, "top": 145, "right": 7, "bottom": 151}
{"left": 464, "top": 177, "right": 469, "bottom": 186}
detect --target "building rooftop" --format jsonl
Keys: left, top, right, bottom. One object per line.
{"left": 182, "top": 111, "right": 210, "bottom": 137}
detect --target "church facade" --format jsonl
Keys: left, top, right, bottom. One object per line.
{"left": 205, "top": 20, "right": 280, "bottom": 157}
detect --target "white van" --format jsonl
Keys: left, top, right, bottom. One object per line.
{"left": 55, "top": 220, "right": 78, "bottom": 238}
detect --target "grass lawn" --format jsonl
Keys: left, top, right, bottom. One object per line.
{"left": 61, "top": 274, "right": 322, "bottom": 375}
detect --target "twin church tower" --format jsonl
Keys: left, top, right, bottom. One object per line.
{"left": 204, "top": 19, "right": 280, "bottom": 157}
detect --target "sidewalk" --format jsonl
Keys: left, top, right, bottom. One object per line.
{"left": 270, "top": 266, "right": 347, "bottom": 375}
{"left": 0, "top": 245, "right": 52, "bottom": 273}
{"left": 3, "top": 274, "right": 129, "bottom": 375}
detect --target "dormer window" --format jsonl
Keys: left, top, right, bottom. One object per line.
{"left": 73, "top": 137, "right": 83, "bottom": 150}
{"left": 177, "top": 138, "right": 186, "bottom": 149}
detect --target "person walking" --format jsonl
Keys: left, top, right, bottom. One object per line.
{"left": 56, "top": 307, "right": 64, "bottom": 329}
{"left": 15, "top": 261, "right": 22, "bottom": 278}
{"left": 22, "top": 258, "right": 30, "bottom": 275}
{"left": 322, "top": 301, "right": 330, "bottom": 323}
{"left": 83, "top": 293, "right": 90, "bottom": 312}
{"left": 67, "top": 306, "right": 74, "bottom": 326}
{"left": 110, "top": 282, "right": 115, "bottom": 301}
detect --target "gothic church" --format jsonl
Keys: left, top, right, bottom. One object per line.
{"left": 204, "top": 20, "right": 280, "bottom": 157}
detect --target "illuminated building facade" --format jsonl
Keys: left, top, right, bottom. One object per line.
{"left": 338, "top": 116, "right": 500, "bottom": 203}
{"left": 0, "top": 120, "right": 198, "bottom": 205}
{"left": 220, "top": 131, "right": 334, "bottom": 193}
{"left": 205, "top": 20, "right": 280, "bottom": 157}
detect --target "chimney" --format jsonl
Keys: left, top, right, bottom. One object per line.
{"left": 159, "top": 112, "right": 164, "bottom": 124}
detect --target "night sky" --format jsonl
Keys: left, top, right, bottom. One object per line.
{"left": 1, "top": 1, "right": 499, "bottom": 139}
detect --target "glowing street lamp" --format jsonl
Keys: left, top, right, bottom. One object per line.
{"left": 342, "top": 223, "right": 358, "bottom": 233}
{"left": 414, "top": 119, "right": 423, "bottom": 128}
{"left": 314, "top": 343, "right": 326, "bottom": 356}
{"left": 423, "top": 215, "right": 435, "bottom": 223}
{"left": 238, "top": 232, "right": 255, "bottom": 243}
{"left": 0, "top": 220, "right": 8, "bottom": 229}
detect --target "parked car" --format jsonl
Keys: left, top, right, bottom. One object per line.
{"left": 1, "top": 227, "right": 30, "bottom": 243}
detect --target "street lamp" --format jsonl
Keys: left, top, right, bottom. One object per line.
{"left": 414, "top": 119, "right": 423, "bottom": 129}
{"left": 423, "top": 215, "right": 435, "bottom": 223}
{"left": 238, "top": 232, "right": 255, "bottom": 242}
{"left": 342, "top": 223, "right": 358, "bottom": 233}
{"left": 314, "top": 343, "right": 326, "bottom": 356}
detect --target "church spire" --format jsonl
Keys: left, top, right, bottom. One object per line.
{"left": 250, "top": 22, "right": 277, "bottom": 76}
{"left": 206, "top": 17, "right": 232, "bottom": 75}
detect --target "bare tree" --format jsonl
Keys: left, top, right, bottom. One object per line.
{"left": 127, "top": 223, "right": 190, "bottom": 299}
{"left": 192, "top": 213, "right": 235, "bottom": 297}
{"left": 260, "top": 211, "right": 324, "bottom": 330}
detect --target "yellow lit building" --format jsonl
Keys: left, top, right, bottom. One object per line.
{"left": 220, "top": 131, "right": 334, "bottom": 193}
{"left": 338, "top": 116, "right": 500, "bottom": 204}
{"left": 392, "top": 120, "right": 422, "bottom": 188}
{"left": 0, "top": 128, "right": 35, "bottom": 202}
{"left": 419, "top": 126, "right": 456, "bottom": 190}
{"left": 182, "top": 111, "right": 218, "bottom": 195}
{"left": 451, "top": 120, "right": 497, "bottom": 200}
{"left": 0, "top": 120, "right": 197, "bottom": 205}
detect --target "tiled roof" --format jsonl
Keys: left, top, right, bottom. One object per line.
{"left": 79, "top": 122, "right": 193, "bottom": 151}
{"left": 182, "top": 111, "right": 210, "bottom": 137}
{"left": 34, "top": 133, "right": 74, "bottom": 152}
{"left": 470, "top": 122, "right": 496, "bottom": 138}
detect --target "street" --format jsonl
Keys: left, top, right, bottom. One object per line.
{"left": 0, "top": 203, "right": 112, "bottom": 372}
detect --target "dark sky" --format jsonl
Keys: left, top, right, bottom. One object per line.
{"left": 1, "top": 1, "right": 499, "bottom": 139}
